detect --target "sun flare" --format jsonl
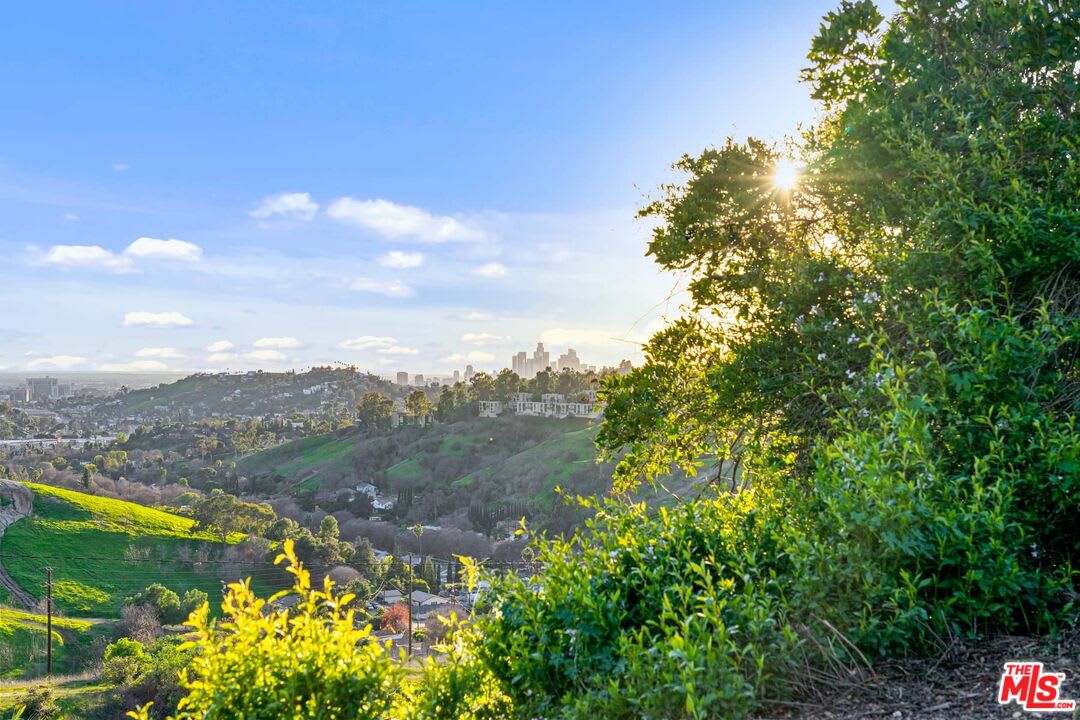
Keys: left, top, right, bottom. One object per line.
{"left": 773, "top": 158, "right": 801, "bottom": 191}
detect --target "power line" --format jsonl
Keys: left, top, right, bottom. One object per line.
{"left": 0, "top": 551, "right": 534, "bottom": 567}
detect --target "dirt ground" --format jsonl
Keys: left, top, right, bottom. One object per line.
{"left": 758, "top": 630, "right": 1080, "bottom": 719}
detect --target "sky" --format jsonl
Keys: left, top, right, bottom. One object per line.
{"left": 0, "top": 1, "right": 865, "bottom": 377}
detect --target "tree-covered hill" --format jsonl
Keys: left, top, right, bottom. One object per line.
{"left": 95, "top": 366, "right": 403, "bottom": 422}
{"left": 237, "top": 416, "right": 699, "bottom": 535}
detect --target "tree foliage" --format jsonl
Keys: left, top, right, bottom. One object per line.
{"left": 190, "top": 492, "right": 276, "bottom": 544}
{"left": 356, "top": 392, "right": 394, "bottom": 430}
{"left": 129, "top": 540, "right": 402, "bottom": 720}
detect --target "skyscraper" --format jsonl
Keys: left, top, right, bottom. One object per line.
{"left": 557, "top": 348, "right": 582, "bottom": 372}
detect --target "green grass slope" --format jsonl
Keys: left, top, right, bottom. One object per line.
{"left": 0, "top": 609, "right": 114, "bottom": 679}
{"left": 0, "top": 484, "right": 275, "bottom": 618}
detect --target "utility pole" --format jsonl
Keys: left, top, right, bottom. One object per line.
{"left": 407, "top": 551, "right": 413, "bottom": 660}
{"left": 408, "top": 523, "right": 424, "bottom": 662}
{"left": 46, "top": 566, "right": 52, "bottom": 677}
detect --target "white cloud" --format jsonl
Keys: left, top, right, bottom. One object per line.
{"left": 327, "top": 197, "right": 485, "bottom": 243}
{"left": 123, "top": 311, "right": 195, "bottom": 328}
{"left": 440, "top": 351, "right": 495, "bottom": 363}
{"left": 206, "top": 350, "right": 286, "bottom": 363}
{"left": 377, "top": 250, "right": 424, "bottom": 269}
{"left": 472, "top": 262, "right": 508, "bottom": 278}
{"left": 377, "top": 345, "right": 419, "bottom": 356}
{"left": 250, "top": 192, "right": 319, "bottom": 222}
{"left": 39, "top": 245, "right": 133, "bottom": 272}
{"left": 253, "top": 336, "right": 303, "bottom": 349}
{"left": 337, "top": 336, "right": 417, "bottom": 355}
{"left": 349, "top": 277, "right": 414, "bottom": 298}
{"left": 27, "top": 355, "right": 87, "bottom": 370}
{"left": 124, "top": 237, "right": 203, "bottom": 262}
{"left": 243, "top": 349, "right": 286, "bottom": 362}
{"left": 62, "top": 213, "right": 80, "bottom": 222}
{"left": 37, "top": 237, "right": 202, "bottom": 272}
{"left": 338, "top": 336, "right": 396, "bottom": 351}
{"left": 135, "top": 347, "right": 184, "bottom": 358}
{"left": 206, "top": 340, "right": 234, "bottom": 353}
{"left": 464, "top": 311, "right": 492, "bottom": 321}
{"left": 99, "top": 360, "right": 169, "bottom": 372}
{"left": 540, "top": 327, "right": 619, "bottom": 347}
{"left": 112, "top": 162, "right": 129, "bottom": 172}
{"left": 461, "top": 332, "right": 507, "bottom": 346}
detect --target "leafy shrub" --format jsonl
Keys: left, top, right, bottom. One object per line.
{"left": 178, "top": 589, "right": 208, "bottom": 623}
{"left": 474, "top": 489, "right": 803, "bottom": 718}
{"left": 129, "top": 539, "right": 401, "bottom": 720}
{"left": 13, "top": 686, "right": 58, "bottom": 720}
{"left": 104, "top": 637, "right": 153, "bottom": 685}
{"left": 124, "top": 636, "right": 197, "bottom": 719}
{"left": 125, "top": 584, "right": 181, "bottom": 624}
{"left": 399, "top": 626, "right": 512, "bottom": 720}
{"left": 15, "top": 686, "right": 59, "bottom": 720}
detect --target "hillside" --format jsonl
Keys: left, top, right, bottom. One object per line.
{"left": 238, "top": 416, "right": 699, "bottom": 535}
{"left": 94, "top": 366, "right": 403, "bottom": 422}
{"left": 0, "top": 608, "right": 114, "bottom": 679}
{"left": 0, "top": 484, "right": 279, "bottom": 617}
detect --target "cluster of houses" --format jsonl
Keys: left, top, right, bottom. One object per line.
{"left": 478, "top": 391, "right": 600, "bottom": 420}
{"left": 369, "top": 586, "right": 480, "bottom": 650}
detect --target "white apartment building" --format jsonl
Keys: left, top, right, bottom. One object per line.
{"left": 479, "top": 391, "right": 600, "bottom": 419}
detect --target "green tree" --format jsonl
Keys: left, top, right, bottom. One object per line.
{"left": 356, "top": 392, "right": 394, "bottom": 430}
{"left": 80, "top": 463, "right": 96, "bottom": 490}
{"left": 404, "top": 390, "right": 432, "bottom": 423}
{"left": 191, "top": 493, "right": 275, "bottom": 544}
{"left": 468, "top": 372, "right": 495, "bottom": 401}
{"left": 493, "top": 369, "right": 521, "bottom": 402}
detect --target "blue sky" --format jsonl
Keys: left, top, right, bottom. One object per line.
{"left": 0, "top": 1, "right": 868, "bottom": 376}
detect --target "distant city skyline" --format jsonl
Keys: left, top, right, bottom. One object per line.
{"left": 0, "top": 2, "right": 868, "bottom": 374}
{"left": 390, "top": 341, "right": 621, "bottom": 386}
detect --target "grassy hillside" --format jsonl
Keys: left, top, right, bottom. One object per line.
{"left": 0, "top": 608, "right": 114, "bottom": 679}
{"left": 0, "top": 484, "right": 278, "bottom": 617}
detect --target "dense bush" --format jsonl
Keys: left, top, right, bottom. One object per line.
{"left": 123, "top": 636, "right": 197, "bottom": 720}
{"left": 103, "top": 637, "right": 153, "bottom": 685}
{"left": 129, "top": 540, "right": 402, "bottom": 720}
{"left": 475, "top": 489, "right": 802, "bottom": 718}
{"left": 124, "top": 584, "right": 180, "bottom": 624}
{"left": 14, "top": 686, "right": 59, "bottom": 720}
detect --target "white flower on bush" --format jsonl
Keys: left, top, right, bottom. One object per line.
{"left": 817, "top": 352, "right": 827, "bottom": 361}
{"left": 847, "top": 333, "right": 859, "bottom": 344}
